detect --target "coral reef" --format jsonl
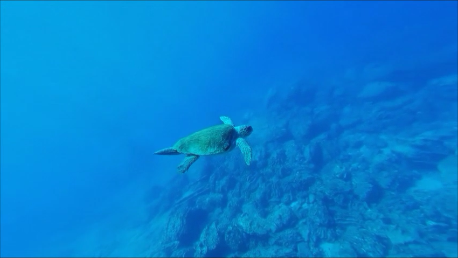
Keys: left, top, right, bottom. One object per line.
{"left": 145, "top": 69, "right": 457, "bottom": 257}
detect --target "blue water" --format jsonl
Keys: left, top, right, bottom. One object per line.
{"left": 1, "top": 1, "right": 457, "bottom": 257}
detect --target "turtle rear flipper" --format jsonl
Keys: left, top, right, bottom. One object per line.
{"left": 177, "top": 155, "right": 200, "bottom": 173}
{"left": 236, "top": 138, "right": 252, "bottom": 165}
{"left": 154, "top": 147, "right": 180, "bottom": 155}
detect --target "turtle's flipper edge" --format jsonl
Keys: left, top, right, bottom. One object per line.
{"left": 177, "top": 155, "right": 200, "bottom": 173}
{"left": 220, "top": 116, "right": 234, "bottom": 126}
{"left": 155, "top": 147, "right": 180, "bottom": 155}
{"left": 236, "top": 138, "right": 252, "bottom": 165}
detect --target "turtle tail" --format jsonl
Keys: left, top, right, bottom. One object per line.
{"left": 154, "top": 147, "right": 180, "bottom": 155}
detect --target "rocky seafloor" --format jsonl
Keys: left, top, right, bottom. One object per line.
{"left": 143, "top": 66, "right": 458, "bottom": 257}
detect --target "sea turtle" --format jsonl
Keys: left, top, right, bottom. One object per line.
{"left": 154, "top": 116, "right": 253, "bottom": 173}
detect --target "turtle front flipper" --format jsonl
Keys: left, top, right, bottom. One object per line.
{"left": 236, "top": 138, "right": 252, "bottom": 165}
{"left": 154, "top": 147, "right": 180, "bottom": 155}
{"left": 220, "top": 116, "right": 234, "bottom": 126}
{"left": 177, "top": 154, "right": 200, "bottom": 173}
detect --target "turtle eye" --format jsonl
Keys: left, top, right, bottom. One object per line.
{"left": 243, "top": 126, "right": 253, "bottom": 136}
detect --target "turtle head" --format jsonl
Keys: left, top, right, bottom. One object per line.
{"left": 236, "top": 125, "right": 253, "bottom": 138}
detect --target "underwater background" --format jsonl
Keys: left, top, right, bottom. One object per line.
{"left": 1, "top": 1, "right": 457, "bottom": 257}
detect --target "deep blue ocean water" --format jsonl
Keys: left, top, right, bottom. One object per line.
{"left": 1, "top": 1, "right": 457, "bottom": 257}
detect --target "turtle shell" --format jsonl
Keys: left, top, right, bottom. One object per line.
{"left": 173, "top": 124, "right": 237, "bottom": 155}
